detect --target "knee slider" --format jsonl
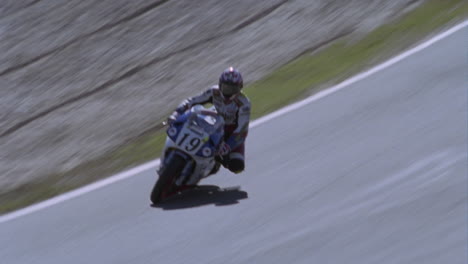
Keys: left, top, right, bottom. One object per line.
{"left": 228, "top": 159, "right": 244, "bottom": 174}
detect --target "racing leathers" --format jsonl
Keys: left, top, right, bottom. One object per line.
{"left": 174, "top": 85, "right": 251, "bottom": 173}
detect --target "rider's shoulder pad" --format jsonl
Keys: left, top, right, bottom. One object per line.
{"left": 236, "top": 93, "right": 251, "bottom": 107}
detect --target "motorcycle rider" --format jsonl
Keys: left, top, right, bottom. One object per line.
{"left": 168, "top": 67, "right": 251, "bottom": 175}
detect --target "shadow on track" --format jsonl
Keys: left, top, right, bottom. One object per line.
{"left": 151, "top": 185, "right": 248, "bottom": 210}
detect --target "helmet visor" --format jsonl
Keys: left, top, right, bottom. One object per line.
{"left": 220, "top": 83, "right": 241, "bottom": 97}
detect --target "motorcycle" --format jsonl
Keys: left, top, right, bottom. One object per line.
{"left": 150, "top": 105, "right": 225, "bottom": 204}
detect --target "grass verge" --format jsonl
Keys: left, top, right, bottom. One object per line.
{"left": 1, "top": 0, "right": 467, "bottom": 215}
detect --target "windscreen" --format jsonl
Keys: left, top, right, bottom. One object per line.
{"left": 187, "top": 111, "right": 224, "bottom": 135}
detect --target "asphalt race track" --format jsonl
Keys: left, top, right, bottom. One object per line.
{"left": 0, "top": 24, "right": 466, "bottom": 264}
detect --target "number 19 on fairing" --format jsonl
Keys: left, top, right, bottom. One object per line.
{"left": 177, "top": 133, "right": 202, "bottom": 152}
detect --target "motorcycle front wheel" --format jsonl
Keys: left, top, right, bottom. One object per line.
{"left": 150, "top": 153, "right": 186, "bottom": 204}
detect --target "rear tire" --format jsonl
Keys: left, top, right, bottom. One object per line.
{"left": 150, "top": 154, "right": 186, "bottom": 204}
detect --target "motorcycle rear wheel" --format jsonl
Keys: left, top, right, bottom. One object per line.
{"left": 150, "top": 153, "right": 186, "bottom": 204}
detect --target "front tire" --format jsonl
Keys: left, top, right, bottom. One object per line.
{"left": 150, "top": 153, "right": 186, "bottom": 204}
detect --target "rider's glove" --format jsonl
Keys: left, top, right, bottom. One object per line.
{"left": 166, "top": 112, "right": 178, "bottom": 125}
{"left": 166, "top": 102, "right": 189, "bottom": 125}
{"left": 175, "top": 101, "right": 189, "bottom": 115}
{"left": 218, "top": 142, "right": 231, "bottom": 156}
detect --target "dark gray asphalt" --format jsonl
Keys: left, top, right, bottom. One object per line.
{"left": 0, "top": 26, "right": 466, "bottom": 263}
